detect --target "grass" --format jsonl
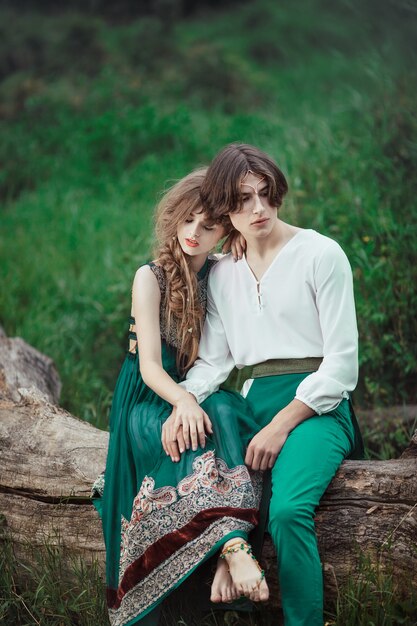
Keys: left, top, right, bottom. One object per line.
{"left": 326, "top": 551, "right": 417, "bottom": 626}
{"left": 1, "top": 0, "right": 416, "bottom": 427}
{"left": 0, "top": 535, "right": 108, "bottom": 626}
{"left": 0, "top": 532, "right": 280, "bottom": 626}
{"left": 2, "top": 533, "right": 416, "bottom": 625}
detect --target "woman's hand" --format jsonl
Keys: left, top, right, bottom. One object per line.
{"left": 162, "top": 395, "right": 213, "bottom": 462}
{"left": 222, "top": 229, "right": 247, "bottom": 261}
{"left": 175, "top": 394, "right": 213, "bottom": 450}
{"left": 162, "top": 409, "right": 186, "bottom": 462}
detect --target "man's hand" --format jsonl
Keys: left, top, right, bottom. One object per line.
{"left": 222, "top": 229, "right": 247, "bottom": 261}
{"left": 245, "top": 421, "right": 289, "bottom": 471}
{"left": 245, "top": 400, "right": 315, "bottom": 471}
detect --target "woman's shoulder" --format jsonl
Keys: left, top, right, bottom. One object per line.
{"left": 147, "top": 261, "right": 166, "bottom": 290}
{"left": 134, "top": 262, "right": 166, "bottom": 293}
{"left": 207, "top": 252, "right": 234, "bottom": 276}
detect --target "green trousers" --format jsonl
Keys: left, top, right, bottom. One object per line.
{"left": 245, "top": 373, "right": 359, "bottom": 626}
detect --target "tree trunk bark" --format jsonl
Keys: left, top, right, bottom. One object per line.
{"left": 1, "top": 335, "right": 416, "bottom": 608}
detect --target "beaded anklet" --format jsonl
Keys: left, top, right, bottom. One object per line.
{"left": 220, "top": 540, "right": 265, "bottom": 581}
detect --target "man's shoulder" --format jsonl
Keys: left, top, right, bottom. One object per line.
{"left": 299, "top": 231, "right": 352, "bottom": 277}
{"left": 210, "top": 252, "right": 235, "bottom": 274}
{"left": 208, "top": 253, "right": 236, "bottom": 288}
{"left": 300, "top": 229, "right": 346, "bottom": 257}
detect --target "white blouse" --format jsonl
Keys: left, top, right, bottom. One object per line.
{"left": 180, "top": 229, "right": 358, "bottom": 415}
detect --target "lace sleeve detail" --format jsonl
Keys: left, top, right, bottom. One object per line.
{"left": 128, "top": 263, "right": 166, "bottom": 355}
{"left": 129, "top": 260, "right": 217, "bottom": 352}
{"left": 148, "top": 263, "right": 167, "bottom": 295}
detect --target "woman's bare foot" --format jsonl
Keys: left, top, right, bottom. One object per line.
{"left": 210, "top": 557, "right": 239, "bottom": 603}
{"left": 221, "top": 539, "right": 269, "bottom": 602}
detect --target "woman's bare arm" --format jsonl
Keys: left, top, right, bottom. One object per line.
{"left": 133, "top": 266, "right": 212, "bottom": 458}
{"left": 133, "top": 266, "right": 189, "bottom": 405}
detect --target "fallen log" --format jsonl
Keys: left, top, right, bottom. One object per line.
{"left": 0, "top": 333, "right": 61, "bottom": 404}
{"left": 0, "top": 335, "right": 416, "bottom": 610}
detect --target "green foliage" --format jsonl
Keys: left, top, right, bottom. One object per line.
{"left": 362, "top": 411, "right": 417, "bottom": 460}
{"left": 0, "top": 11, "right": 105, "bottom": 81}
{"left": 0, "top": 0, "right": 416, "bottom": 429}
{"left": 2, "top": 534, "right": 416, "bottom": 625}
{"left": 325, "top": 551, "right": 417, "bottom": 626}
{"left": 0, "top": 536, "right": 108, "bottom": 625}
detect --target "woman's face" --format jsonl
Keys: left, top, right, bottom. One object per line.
{"left": 229, "top": 171, "right": 277, "bottom": 240}
{"left": 177, "top": 210, "right": 225, "bottom": 259}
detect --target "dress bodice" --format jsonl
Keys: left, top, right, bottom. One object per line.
{"left": 128, "top": 259, "right": 216, "bottom": 354}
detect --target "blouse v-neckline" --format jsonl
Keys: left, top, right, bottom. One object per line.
{"left": 242, "top": 228, "right": 308, "bottom": 284}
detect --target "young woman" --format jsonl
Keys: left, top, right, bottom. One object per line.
{"left": 92, "top": 168, "right": 268, "bottom": 626}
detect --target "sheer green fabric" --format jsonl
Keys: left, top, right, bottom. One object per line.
{"left": 92, "top": 263, "right": 261, "bottom": 626}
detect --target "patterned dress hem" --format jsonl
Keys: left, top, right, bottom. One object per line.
{"left": 119, "top": 527, "right": 250, "bottom": 626}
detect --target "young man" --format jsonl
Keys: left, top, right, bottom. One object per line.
{"left": 167, "top": 143, "right": 363, "bottom": 626}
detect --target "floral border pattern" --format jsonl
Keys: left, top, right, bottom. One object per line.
{"left": 110, "top": 450, "right": 262, "bottom": 626}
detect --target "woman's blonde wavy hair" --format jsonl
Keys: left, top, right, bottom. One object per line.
{"left": 153, "top": 167, "right": 229, "bottom": 374}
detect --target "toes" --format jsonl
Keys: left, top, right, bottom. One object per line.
{"left": 251, "top": 586, "right": 260, "bottom": 602}
{"left": 240, "top": 583, "right": 252, "bottom": 599}
{"left": 259, "top": 581, "right": 269, "bottom": 601}
{"left": 223, "top": 588, "right": 232, "bottom": 603}
{"left": 233, "top": 587, "right": 240, "bottom": 601}
{"left": 210, "top": 591, "right": 222, "bottom": 603}
{"left": 219, "top": 586, "right": 228, "bottom": 603}
{"left": 247, "top": 582, "right": 259, "bottom": 602}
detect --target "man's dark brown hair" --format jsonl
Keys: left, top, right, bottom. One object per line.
{"left": 200, "top": 143, "right": 289, "bottom": 219}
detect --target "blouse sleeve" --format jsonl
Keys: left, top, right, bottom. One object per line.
{"left": 295, "top": 241, "right": 358, "bottom": 414}
{"left": 179, "top": 282, "right": 236, "bottom": 404}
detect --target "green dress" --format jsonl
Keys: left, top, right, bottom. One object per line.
{"left": 92, "top": 260, "right": 262, "bottom": 626}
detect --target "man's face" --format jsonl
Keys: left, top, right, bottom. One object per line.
{"left": 228, "top": 171, "right": 277, "bottom": 240}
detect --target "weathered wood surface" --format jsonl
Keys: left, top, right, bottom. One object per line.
{"left": 0, "top": 334, "right": 416, "bottom": 608}
{"left": 0, "top": 334, "right": 61, "bottom": 404}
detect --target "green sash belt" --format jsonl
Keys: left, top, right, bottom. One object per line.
{"left": 250, "top": 357, "right": 323, "bottom": 378}
{"left": 221, "top": 357, "right": 324, "bottom": 392}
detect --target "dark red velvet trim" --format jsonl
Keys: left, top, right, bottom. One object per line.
{"left": 107, "top": 506, "right": 259, "bottom": 609}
